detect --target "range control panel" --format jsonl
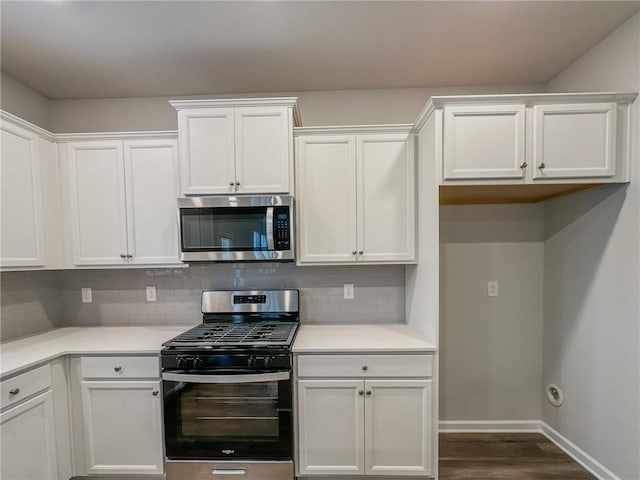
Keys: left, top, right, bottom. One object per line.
{"left": 233, "top": 295, "right": 267, "bottom": 304}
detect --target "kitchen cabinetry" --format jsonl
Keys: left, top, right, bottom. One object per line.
{"left": 0, "top": 364, "right": 58, "bottom": 480}
{"left": 295, "top": 127, "right": 415, "bottom": 264}
{"left": 74, "top": 355, "right": 164, "bottom": 475}
{"left": 1, "top": 112, "right": 62, "bottom": 270}
{"left": 171, "top": 98, "right": 299, "bottom": 195}
{"left": 295, "top": 354, "right": 434, "bottom": 477}
{"left": 61, "top": 135, "right": 180, "bottom": 266}
{"left": 432, "top": 93, "right": 636, "bottom": 189}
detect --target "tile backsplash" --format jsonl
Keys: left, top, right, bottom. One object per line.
{"left": 1, "top": 264, "right": 405, "bottom": 340}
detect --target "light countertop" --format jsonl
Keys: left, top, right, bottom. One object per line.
{"left": 0, "top": 326, "right": 190, "bottom": 378}
{"left": 292, "top": 323, "right": 437, "bottom": 353}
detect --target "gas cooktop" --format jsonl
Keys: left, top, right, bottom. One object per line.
{"left": 163, "top": 321, "right": 298, "bottom": 348}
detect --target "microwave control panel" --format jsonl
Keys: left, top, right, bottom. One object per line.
{"left": 274, "top": 207, "right": 291, "bottom": 251}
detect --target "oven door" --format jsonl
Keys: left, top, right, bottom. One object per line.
{"left": 162, "top": 370, "right": 292, "bottom": 461}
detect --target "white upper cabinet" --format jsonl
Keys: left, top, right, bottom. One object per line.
{"left": 171, "top": 98, "right": 298, "bottom": 196}
{"left": 443, "top": 104, "right": 526, "bottom": 180}
{"left": 427, "top": 93, "right": 637, "bottom": 185}
{"left": 295, "top": 127, "right": 415, "bottom": 265}
{"left": 62, "top": 136, "right": 180, "bottom": 267}
{"left": 532, "top": 102, "right": 617, "bottom": 179}
{"left": 1, "top": 119, "right": 46, "bottom": 268}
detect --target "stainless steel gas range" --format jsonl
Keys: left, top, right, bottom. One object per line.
{"left": 161, "top": 289, "right": 299, "bottom": 480}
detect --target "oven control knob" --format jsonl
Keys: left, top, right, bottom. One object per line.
{"left": 248, "top": 356, "right": 256, "bottom": 369}
{"left": 177, "top": 357, "right": 187, "bottom": 370}
{"left": 193, "top": 357, "right": 204, "bottom": 370}
{"left": 264, "top": 356, "right": 273, "bottom": 368}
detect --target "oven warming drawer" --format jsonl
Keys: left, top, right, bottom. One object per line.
{"left": 166, "top": 460, "right": 293, "bottom": 480}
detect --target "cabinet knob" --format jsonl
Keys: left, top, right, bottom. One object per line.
{"left": 520, "top": 162, "right": 528, "bottom": 169}
{"left": 358, "top": 390, "right": 364, "bottom": 396}
{"left": 366, "top": 390, "right": 372, "bottom": 396}
{"left": 229, "top": 182, "right": 235, "bottom": 186}
{"left": 120, "top": 254, "right": 126, "bottom": 259}
{"left": 352, "top": 251, "right": 357, "bottom": 255}
{"left": 538, "top": 163, "right": 546, "bottom": 169}
{"left": 235, "top": 182, "right": 240, "bottom": 186}
{"left": 358, "top": 251, "right": 364, "bottom": 255}
{"left": 126, "top": 254, "right": 133, "bottom": 259}
{"left": 9, "top": 388, "right": 20, "bottom": 395}
{"left": 152, "top": 390, "right": 159, "bottom": 396}
{"left": 361, "top": 365, "right": 368, "bottom": 371}
{"left": 114, "top": 366, "right": 122, "bottom": 372}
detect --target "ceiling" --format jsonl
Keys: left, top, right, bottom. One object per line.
{"left": 1, "top": 1, "right": 639, "bottom": 100}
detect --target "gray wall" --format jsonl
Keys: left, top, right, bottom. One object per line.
{"left": 0, "top": 271, "right": 63, "bottom": 341}
{"left": 0, "top": 73, "right": 51, "bottom": 129}
{"left": 439, "top": 204, "right": 544, "bottom": 422}
{"left": 47, "top": 83, "right": 543, "bottom": 133}
{"left": 544, "top": 12, "right": 640, "bottom": 480}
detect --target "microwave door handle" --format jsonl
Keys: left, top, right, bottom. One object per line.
{"left": 266, "top": 207, "right": 275, "bottom": 251}
{"left": 161, "top": 371, "right": 290, "bottom": 384}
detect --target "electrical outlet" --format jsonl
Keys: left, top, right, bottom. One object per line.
{"left": 81, "top": 288, "right": 92, "bottom": 303}
{"left": 488, "top": 281, "right": 499, "bottom": 297}
{"left": 146, "top": 286, "right": 157, "bottom": 302}
{"left": 344, "top": 283, "right": 354, "bottom": 300}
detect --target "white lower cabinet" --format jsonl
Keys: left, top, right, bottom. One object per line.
{"left": 72, "top": 355, "right": 164, "bottom": 476}
{"left": 296, "top": 354, "right": 434, "bottom": 477}
{"left": 0, "top": 391, "right": 58, "bottom": 480}
{"left": 81, "top": 380, "right": 163, "bottom": 475}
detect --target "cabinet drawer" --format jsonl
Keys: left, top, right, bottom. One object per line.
{"left": 81, "top": 356, "right": 159, "bottom": 379}
{"left": 297, "top": 355, "right": 432, "bottom": 378}
{"left": 1, "top": 364, "right": 52, "bottom": 410}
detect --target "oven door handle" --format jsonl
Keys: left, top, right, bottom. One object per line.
{"left": 161, "top": 371, "right": 290, "bottom": 384}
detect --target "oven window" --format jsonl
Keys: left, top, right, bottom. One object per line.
{"left": 164, "top": 377, "right": 292, "bottom": 460}
{"left": 181, "top": 383, "right": 279, "bottom": 439}
{"left": 180, "top": 208, "right": 268, "bottom": 251}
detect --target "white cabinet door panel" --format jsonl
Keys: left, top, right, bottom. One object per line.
{"left": 124, "top": 139, "right": 180, "bottom": 264}
{"left": 532, "top": 103, "right": 616, "bottom": 179}
{"left": 357, "top": 134, "right": 415, "bottom": 262}
{"left": 0, "top": 121, "right": 45, "bottom": 267}
{"left": 364, "top": 379, "right": 432, "bottom": 476}
{"left": 296, "top": 136, "right": 357, "bottom": 263}
{"left": 443, "top": 104, "right": 526, "bottom": 180}
{"left": 235, "top": 107, "right": 291, "bottom": 193}
{"left": 67, "top": 141, "right": 128, "bottom": 265}
{"left": 297, "top": 380, "right": 364, "bottom": 475}
{"left": 81, "top": 380, "right": 163, "bottom": 475}
{"left": 0, "top": 390, "right": 58, "bottom": 480}
{"left": 178, "top": 108, "right": 235, "bottom": 195}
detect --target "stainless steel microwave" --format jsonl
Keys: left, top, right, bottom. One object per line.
{"left": 177, "top": 195, "right": 294, "bottom": 262}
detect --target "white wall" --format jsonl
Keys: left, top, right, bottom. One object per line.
{"left": 47, "top": 83, "right": 542, "bottom": 133}
{"left": 544, "top": 12, "right": 640, "bottom": 480}
{"left": 439, "top": 204, "right": 544, "bottom": 422}
{"left": 0, "top": 73, "right": 51, "bottom": 129}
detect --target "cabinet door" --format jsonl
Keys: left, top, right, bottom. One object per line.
{"left": 66, "top": 141, "right": 128, "bottom": 266}
{"left": 443, "top": 104, "right": 526, "bottom": 180}
{"left": 357, "top": 134, "right": 415, "bottom": 262}
{"left": 0, "top": 390, "right": 58, "bottom": 480}
{"left": 81, "top": 381, "right": 163, "bottom": 475}
{"left": 235, "top": 106, "right": 291, "bottom": 193}
{"left": 532, "top": 103, "right": 617, "bottom": 179}
{"left": 124, "top": 139, "right": 180, "bottom": 264}
{"left": 0, "top": 121, "right": 46, "bottom": 267}
{"left": 177, "top": 108, "right": 235, "bottom": 195}
{"left": 365, "top": 379, "right": 432, "bottom": 476}
{"left": 296, "top": 136, "right": 357, "bottom": 263}
{"left": 297, "top": 380, "right": 364, "bottom": 475}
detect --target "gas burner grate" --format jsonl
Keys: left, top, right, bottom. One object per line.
{"left": 164, "top": 322, "right": 298, "bottom": 347}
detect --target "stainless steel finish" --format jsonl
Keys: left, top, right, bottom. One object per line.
{"left": 166, "top": 460, "right": 293, "bottom": 480}
{"left": 9, "top": 388, "right": 19, "bottom": 395}
{"left": 162, "top": 371, "right": 290, "bottom": 384}
{"left": 266, "top": 207, "right": 275, "bottom": 251}
{"left": 362, "top": 365, "right": 368, "bottom": 371}
{"left": 178, "top": 195, "right": 294, "bottom": 263}
{"left": 539, "top": 163, "right": 546, "bottom": 169}
{"left": 201, "top": 290, "right": 299, "bottom": 314}
{"left": 114, "top": 366, "right": 122, "bottom": 372}
{"left": 358, "top": 390, "right": 364, "bottom": 396}
{"left": 152, "top": 390, "right": 159, "bottom": 396}
{"left": 520, "top": 162, "right": 528, "bottom": 168}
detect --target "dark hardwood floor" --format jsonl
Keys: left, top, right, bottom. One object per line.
{"left": 439, "top": 433, "right": 596, "bottom": 480}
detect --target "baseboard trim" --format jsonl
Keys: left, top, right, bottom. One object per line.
{"left": 438, "top": 420, "right": 542, "bottom": 433}
{"left": 540, "top": 422, "right": 622, "bottom": 480}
